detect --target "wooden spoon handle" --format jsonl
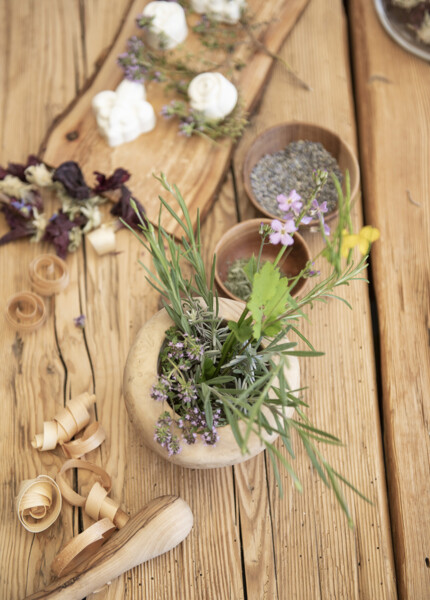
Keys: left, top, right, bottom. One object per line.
{"left": 24, "top": 495, "right": 193, "bottom": 600}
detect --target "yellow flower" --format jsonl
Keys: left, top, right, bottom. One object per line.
{"left": 341, "top": 226, "right": 380, "bottom": 258}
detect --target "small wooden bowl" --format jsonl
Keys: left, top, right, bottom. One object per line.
{"left": 214, "top": 219, "right": 311, "bottom": 302}
{"left": 243, "top": 122, "right": 360, "bottom": 227}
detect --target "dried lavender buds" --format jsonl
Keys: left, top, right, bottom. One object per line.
{"left": 250, "top": 141, "right": 342, "bottom": 221}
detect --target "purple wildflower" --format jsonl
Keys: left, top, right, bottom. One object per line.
{"left": 154, "top": 411, "right": 181, "bottom": 455}
{"left": 74, "top": 314, "right": 86, "bottom": 328}
{"left": 277, "top": 190, "right": 303, "bottom": 216}
{"left": 160, "top": 105, "right": 172, "bottom": 119}
{"left": 179, "top": 121, "right": 194, "bottom": 137}
{"left": 269, "top": 218, "right": 297, "bottom": 246}
{"left": 305, "top": 262, "right": 320, "bottom": 278}
{"left": 309, "top": 199, "right": 330, "bottom": 235}
{"left": 151, "top": 376, "right": 169, "bottom": 402}
{"left": 301, "top": 199, "right": 330, "bottom": 234}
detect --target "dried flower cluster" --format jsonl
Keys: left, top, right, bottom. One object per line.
{"left": 0, "top": 156, "right": 146, "bottom": 257}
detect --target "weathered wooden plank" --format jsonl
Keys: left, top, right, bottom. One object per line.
{"left": 0, "top": 0, "right": 83, "bottom": 161}
{"left": 0, "top": 1, "right": 134, "bottom": 598}
{"left": 81, "top": 0, "right": 135, "bottom": 79}
{"left": 349, "top": 1, "right": 430, "bottom": 598}
{"left": 231, "top": 0, "right": 397, "bottom": 598}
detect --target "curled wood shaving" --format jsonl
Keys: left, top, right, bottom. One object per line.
{"left": 16, "top": 475, "right": 62, "bottom": 532}
{"left": 29, "top": 254, "right": 70, "bottom": 296}
{"left": 56, "top": 459, "right": 112, "bottom": 508}
{"left": 52, "top": 459, "right": 128, "bottom": 577}
{"left": 51, "top": 517, "right": 116, "bottom": 577}
{"left": 5, "top": 291, "right": 46, "bottom": 332}
{"left": 32, "top": 392, "right": 95, "bottom": 451}
{"left": 61, "top": 421, "right": 107, "bottom": 459}
{"left": 85, "top": 481, "right": 129, "bottom": 529}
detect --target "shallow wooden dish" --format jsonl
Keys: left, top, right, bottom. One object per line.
{"left": 214, "top": 219, "right": 311, "bottom": 302}
{"left": 243, "top": 122, "right": 360, "bottom": 228}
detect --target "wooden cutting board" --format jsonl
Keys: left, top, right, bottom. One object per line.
{"left": 40, "top": 0, "right": 310, "bottom": 237}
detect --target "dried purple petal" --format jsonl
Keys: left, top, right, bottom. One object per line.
{"left": 0, "top": 200, "right": 37, "bottom": 246}
{"left": 53, "top": 161, "right": 91, "bottom": 200}
{"left": 43, "top": 211, "right": 86, "bottom": 258}
{"left": 0, "top": 155, "right": 41, "bottom": 181}
{"left": 93, "top": 168, "right": 131, "bottom": 193}
{"left": 110, "top": 185, "right": 147, "bottom": 229}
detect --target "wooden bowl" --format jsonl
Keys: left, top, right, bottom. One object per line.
{"left": 243, "top": 122, "right": 360, "bottom": 227}
{"left": 214, "top": 219, "right": 311, "bottom": 302}
{"left": 124, "top": 298, "right": 299, "bottom": 469}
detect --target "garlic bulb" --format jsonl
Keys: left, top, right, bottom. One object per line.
{"left": 92, "top": 80, "right": 156, "bottom": 147}
{"left": 190, "top": 0, "right": 246, "bottom": 24}
{"left": 188, "top": 72, "right": 238, "bottom": 120}
{"left": 142, "top": 1, "right": 188, "bottom": 50}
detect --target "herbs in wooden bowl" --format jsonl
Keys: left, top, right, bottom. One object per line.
{"left": 243, "top": 122, "right": 360, "bottom": 229}
{"left": 214, "top": 218, "right": 311, "bottom": 303}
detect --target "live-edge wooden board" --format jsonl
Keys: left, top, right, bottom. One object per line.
{"left": 41, "top": 0, "right": 310, "bottom": 238}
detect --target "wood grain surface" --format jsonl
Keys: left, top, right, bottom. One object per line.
{"left": 41, "top": 0, "right": 310, "bottom": 238}
{"left": 229, "top": 2, "right": 397, "bottom": 598}
{"left": 350, "top": 1, "right": 430, "bottom": 598}
{"left": 0, "top": 0, "right": 428, "bottom": 598}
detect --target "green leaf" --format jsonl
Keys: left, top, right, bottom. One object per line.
{"left": 266, "top": 442, "right": 303, "bottom": 493}
{"left": 202, "top": 357, "right": 216, "bottom": 379}
{"left": 297, "top": 432, "right": 330, "bottom": 487}
{"left": 247, "top": 262, "right": 290, "bottom": 338}
{"left": 243, "top": 255, "right": 257, "bottom": 281}
{"left": 201, "top": 383, "right": 213, "bottom": 429}
{"left": 223, "top": 405, "right": 245, "bottom": 450}
{"left": 324, "top": 461, "right": 354, "bottom": 528}
{"left": 228, "top": 320, "right": 253, "bottom": 343}
{"left": 329, "top": 467, "right": 373, "bottom": 505}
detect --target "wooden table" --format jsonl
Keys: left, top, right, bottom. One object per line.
{"left": 1, "top": 1, "right": 429, "bottom": 598}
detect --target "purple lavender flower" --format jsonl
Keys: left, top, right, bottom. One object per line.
{"left": 151, "top": 377, "right": 169, "bottom": 402}
{"left": 74, "top": 314, "right": 86, "bottom": 329}
{"left": 179, "top": 122, "right": 194, "bottom": 137}
{"left": 160, "top": 105, "right": 172, "bottom": 119}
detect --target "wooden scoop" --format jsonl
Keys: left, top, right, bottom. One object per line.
{"left": 24, "top": 495, "right": 193, "bottom": 600}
